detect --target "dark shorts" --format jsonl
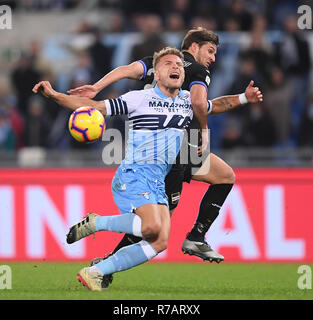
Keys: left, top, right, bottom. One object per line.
{"left": 165, "top": 164, "right": 187, "bottom": 211}
{"left": 165, "top": 143, "right": 211, "bottom": 210}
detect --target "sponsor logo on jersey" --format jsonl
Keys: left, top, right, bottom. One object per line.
{"left": 148, "top": 100, "right": 192, "bottom": 110}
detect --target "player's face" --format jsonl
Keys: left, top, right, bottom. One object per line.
{"left": 154, "top": 54, "right": 185, "bottom": 90}
{"left": 196, "top": 42, "right": 217, "bottom": 68}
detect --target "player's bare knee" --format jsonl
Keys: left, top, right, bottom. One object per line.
{"left": 141, "top": 222, "right": 162, "bottom": 240}
{"left": 219, "top": 166, "right": 235, "bottom": 184}
{"left": 226, "top": 168, "right": 236, "bottom": 184}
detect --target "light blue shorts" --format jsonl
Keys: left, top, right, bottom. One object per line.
{"left": 111, "top": 166, "right": 169, "bottom": 214}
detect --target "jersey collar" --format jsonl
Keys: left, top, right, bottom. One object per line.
{"left": 183, "top": 51, "right": 196, "bottom": 62}
{"left": 154, "top": 84, "right": 184, "bottom": 100}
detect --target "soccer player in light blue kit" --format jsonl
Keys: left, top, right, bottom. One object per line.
{"left": 32, "top": 47, "right": 194, "bottom": 291}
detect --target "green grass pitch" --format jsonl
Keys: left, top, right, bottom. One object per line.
{"left": 0, "top": 262, "right": 312, "bottom": 300}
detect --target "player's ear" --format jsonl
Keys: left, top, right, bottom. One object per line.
{"left": 191, "top": 42, "right": 199, "bottom": 52}
{"left": 154, "top": 69, "right": 160, "bottom": 82}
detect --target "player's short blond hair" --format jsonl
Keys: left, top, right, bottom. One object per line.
{"left": 152, "top": 47, "right": 184, "bottom": 70}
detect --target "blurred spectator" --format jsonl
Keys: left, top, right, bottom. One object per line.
{"left": 108, "top": 10, "right": 126, "bottom": 33}
{"left": 69, "top": 51, "right": 94, "bottom": 91}
{"left": 263, "top": 66, "right": 292, "bottom": 146}
{"left": 166, "top": 0, "right": 193, "bottom": 27}
{"left": 28, "top": 39, "right": 55, "bottom": 78}
{"left": 221, "top": 116, "right": 245, "bottom": 149}
{"left": 274, "top": 14, "right": 311, "bottom": 142}
{"left": 224, "top": 0, "right": 253, "bottom": 31}
{"left": 3, "top": 95, "right": 24, "bottom": 149}
{"left": 165, "top": 12, "right": 186, "bottom": 32}
{"left": 244, "top": 103, "right": 276, "bottom": 147}
{"left": 75, "top": 20, "right": 95, "bottom": 34}
{"left": 223, "top": 17, "right": 240, "bottom": 32}
{"left": 239, "top": 29, "right": 274, "bottom": 83}
{"left": 120, "top": 0, "right": 166, "bottom": 16}
{"left": 298, "top": 96, "right": 313, "bottom": 147}
{"left": 11, "top": 54, "right": 42, "bottom": 117}
{"left": 228, "top": 57, "right": 261, "bottom": 116}
{"left": 276, "top": 15, "right": 311, "bottom": 81}
{"left": 0, "top": 82, "right": 24, "bottom": 149}
{"left": 251, "top": 13, "right": 268, "bottom": 33}
{"left": 0, "top": 108, "right": 16, "bottom": 151}
{"left": 88, "top": 29, "right": 114, "bottom": 91}
{"left": 130, "top": 14, "right": 167, "bottom": 61}
{"left": 24, "top": 96, "right": 50, "bottom": 147}
{"left": 190, "top": 0, "right": 220, "bottom": 19}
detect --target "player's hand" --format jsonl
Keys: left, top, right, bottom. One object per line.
{"left": 32, "top": 81, "right": 58, "bottom": 99}
{"left": 67, "top": 85, "right": 98, "bottom": 98}
{"left": 198, "top": 129, "right": 209, "bottom": 156}
{"left": 244, "top": 80, "right": 263, "bottom": 103}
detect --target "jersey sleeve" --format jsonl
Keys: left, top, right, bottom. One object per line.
{"left": 104, "top": 91, "right": 141, "bottom": 116}
{"left": 137, "top": 56, "right": 153, "bottom": 80}
{"left": 188, "top": 64, "right": 211, "bottom": 91}
{"left": 208, "top": 100, "right": 213, "bottom": 114}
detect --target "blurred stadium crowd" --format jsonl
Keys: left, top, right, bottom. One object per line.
{"left": 0, "top": 0, "right": 313, "bottom": 160}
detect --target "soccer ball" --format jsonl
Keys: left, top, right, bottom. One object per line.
{"left": 68, "top": 107, "right": 105, "bottom": 143}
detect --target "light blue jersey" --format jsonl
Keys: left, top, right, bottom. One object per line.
{"left": 104, "top": 85, "right": 193, "bottom": 213}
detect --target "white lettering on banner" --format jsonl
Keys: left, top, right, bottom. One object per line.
{"left": 26, "top": 186, "right": 85, "bottom": 258}
{"left": 0, "top": 187, "right": 15, "bottom": 257}
{"left": 206, "top": 186, "right": 260, "bottom": 259}
{"left": 265, "top": 186, "right": 305, "bottom": 259}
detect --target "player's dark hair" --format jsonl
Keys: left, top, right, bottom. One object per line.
{"left": 181, "top": 27, "right": 219, "bottom": 50}
{"left": 153, "top": 47, "right": 184, "bottom": 69}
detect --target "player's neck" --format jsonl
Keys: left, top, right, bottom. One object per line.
{"left": 158, "top": 84, "right": 180, "bottom": 98}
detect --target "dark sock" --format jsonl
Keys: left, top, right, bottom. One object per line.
{"left": 110, "top": 233, "right": 142, "bottom": 255}
{"left": 188, "top": 183, "right": 233, "bottom": 241}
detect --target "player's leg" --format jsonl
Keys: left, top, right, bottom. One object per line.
{"left": 66, "top": 211, "right": 143, "bottom": 244}
{"left": 182, "top": 153, "right": 234, "bottom": 262}
{"left": 89, "top": 165, "right": 182, "bottom": 289}
{"left": 98, "top": 164, "right": 183, "bottom": 257}
{"left": 78, "top": 204, "right": 170, "bottom": 291}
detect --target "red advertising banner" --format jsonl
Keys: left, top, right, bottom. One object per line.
{"left": 0, "top": 168, "right": 312, "bottom": 262}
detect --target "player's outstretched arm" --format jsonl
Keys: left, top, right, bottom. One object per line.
{"left": 32, "top": 81, "right": 107, "bottom": 116}
{"left": 67, "top": 61, "right": 145, "bottom": 98}
{"left": 210, "top": 80, "right": 263, "bottom": 115}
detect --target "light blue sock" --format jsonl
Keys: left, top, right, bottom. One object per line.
{"left": 93, "top": 240, "right": 157, "bottom": 276}
{"left": 95, "top": 212, "right": 142, "bottom": 237}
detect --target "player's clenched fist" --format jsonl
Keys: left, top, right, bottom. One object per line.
{"left": 244, "top": 80, "right": 263, "bottom": 103}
